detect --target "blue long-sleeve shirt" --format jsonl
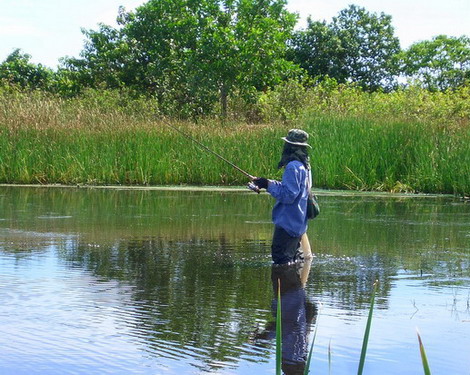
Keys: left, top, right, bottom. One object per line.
{"left": 266, "top": 160, "right": 309, "bottom": 237}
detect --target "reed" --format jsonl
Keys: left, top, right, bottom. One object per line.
{"left": 417, "top": 330, "right": 432, "bottom": 375}
{"left": 306, "top": 115, "right": 470, "bottom": 195}
{"left": 328, "top": 339, "right": 332, "bottom": 375}
{"left": 304, "top": 304, "right": 321, "bottom": 375}
{"left": 276, "top": 278, "right": 282, "bottom": 375}
{"left": 1, "top": 91, "right": 469, "bottom": 194}
{"left": 357, "top": 280, "right": 378, "bottom": 375}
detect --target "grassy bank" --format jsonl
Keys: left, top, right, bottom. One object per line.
{"left": 0, "top": 90, "right": 469, "bottom": 195}
{"left": 308, "top": 115, "right": 470, "bottom": 194}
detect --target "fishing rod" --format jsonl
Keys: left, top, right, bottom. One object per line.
{"left": 165, "top": 123, "right": 260, "bottom": 193}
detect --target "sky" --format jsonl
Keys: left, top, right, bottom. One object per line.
{"left": 0, "top": 0, "right": 469, "bottom": 69}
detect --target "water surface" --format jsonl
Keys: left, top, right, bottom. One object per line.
{"left": 0, "top": 186, "right": 469, "bottom": 374}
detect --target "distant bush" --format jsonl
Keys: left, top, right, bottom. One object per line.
{"left": 255, "top": 78, "right": 470, "bottom": 127}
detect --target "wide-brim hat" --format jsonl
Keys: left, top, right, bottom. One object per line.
{"left": 281, "top": 129, "right": 312, "bottom": 148}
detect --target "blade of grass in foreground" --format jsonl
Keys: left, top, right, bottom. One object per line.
{"left": 276, "top": 278, "right": 282, "bottom": 375}
{"left": 304, "top": 303, "right": 322, "bottom": 375}
{"left": 417, "top": 330, "right": 432, "bottom": 375}
{"left": 357, "top": 280, "right": 378, "bottom": 375}
{"left": 328, "top": 339, "right": 332, "bottom": 375}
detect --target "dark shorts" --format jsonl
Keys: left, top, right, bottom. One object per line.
{"left": 271, "top": 226, "right": 302, "bottom": 264}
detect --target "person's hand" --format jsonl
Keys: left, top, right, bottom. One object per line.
{"left": 253, "top": 177, "right": 269, "bottom": 189}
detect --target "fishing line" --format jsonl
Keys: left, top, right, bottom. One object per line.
{"left": 165, "top": 123, "right": 259, "bottom": 192}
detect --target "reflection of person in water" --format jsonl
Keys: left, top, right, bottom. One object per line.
{"left": 252, "top": 260, "right": 316, "bottom": 375}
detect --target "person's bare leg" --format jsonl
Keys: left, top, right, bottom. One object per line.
{"left": 300, "top": 233, "right": 313, "bottom": 260}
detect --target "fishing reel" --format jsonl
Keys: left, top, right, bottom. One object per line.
{"left": 247, "top": 181, "right": 260, "bottom": 193}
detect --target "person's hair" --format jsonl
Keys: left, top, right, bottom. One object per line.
{"left": 277, "top": 142, "right": 310, "bottom": 170}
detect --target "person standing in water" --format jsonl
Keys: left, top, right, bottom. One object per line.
{"left": 253, "top": 129, "right": 313, "bottom": 264}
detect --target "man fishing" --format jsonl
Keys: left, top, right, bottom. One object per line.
{"left": 252, "top": 129, "right": 312, "bottom": 265}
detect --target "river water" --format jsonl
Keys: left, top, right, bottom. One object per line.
{"left": 0, "top": 186, "right": 469, "bottom": 374}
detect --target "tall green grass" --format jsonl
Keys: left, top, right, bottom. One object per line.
{"left": 417, "top": 330, "right": 432, "bottom": 375}
{"left": 307, "top": 115, "right": 470, "bottom": 195}
{"left": 357, "top": 281, "right": 378, "bottom": 375}
{"left": 1, "top": 91, "right": 469, "bottom": 194}
{"left": 304, "top": 303, "right": 320, "bottom": 375}
{"left": 276, "top": 279, "right": 282, "bottom": 375}
{"left": 0, "top": 123, "right": 278, "bottom": 186}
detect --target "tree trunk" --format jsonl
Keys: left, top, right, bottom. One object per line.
{"left": 220, "top": 83, "right": 228, "bottom": 118}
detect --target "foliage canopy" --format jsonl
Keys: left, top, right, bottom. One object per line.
{"left": 400, "top": 35, "right": 470, "bottom": 91}
{"left": 289, "top": 5, "right": 401, "bottom": 91}
{"left": 1, "top": 2, "right": 469, "bottom": 118}
{"left": 61, "top": 0, "right": 298, "bottom": 117}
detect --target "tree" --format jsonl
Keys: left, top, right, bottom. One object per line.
{"left": 0, "top": 49, "right": 54, "bottom": 90}
{"left": 289, "top": 19, "right": 344, "bottom": 80}
{"left": 290, "top": 5, "right": 401, "bottom": 91}
{"left": 59, "top": 22, "right": 137, "bottom": 94}
{"left": 400, "top": 35, "right": 470, "bottom": 91}
{"left": 64, "top": 0, "right": 299, "bottom": 118}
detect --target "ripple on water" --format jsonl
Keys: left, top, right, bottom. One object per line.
{"left": 1, "top": 189, "right": 470, "bottom": 375}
